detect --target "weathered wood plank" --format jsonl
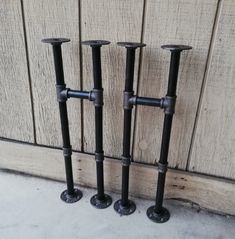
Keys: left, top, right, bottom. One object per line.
{"left": 134, "top": 0, "right": 218, "bottom": 168}
{"left": 0, "top": 140, "right": 234, "bottom": 215}
{"left": 23, "top": 0, "right": 81, "bottom": 149}
{"left": 0, "top": 0, "right": 34, "bottom": 141}
{"left": 81, "top": 0, "right": 144, "bottom": 157}
{"left": 189, "top": 0, "right": 235, "bottom": 179}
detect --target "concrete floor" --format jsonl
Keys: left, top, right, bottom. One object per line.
{"left": 0, "top": 172, "right": 234, "bottom": 239}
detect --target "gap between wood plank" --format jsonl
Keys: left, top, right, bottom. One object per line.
{"left": 132, "top": 0, "right": 147, "bottom": 160}
{"left": 78, "top": 0, "right": 85, "bottom": 152}
{"left": 186, "top": 0, "right": 224, "bottom": 170}
{"left": 20, "top": 0, "right": 37, "bottom": 144}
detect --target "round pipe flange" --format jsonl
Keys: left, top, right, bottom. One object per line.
{"left": 60, "top": 188, "right": 83, "bottom": 203}
{"left": 90, "top": 194, "right": 112, "bottom": 209}
{"left": 146, "top": 205, "right": 170, "bottom": 223}
{"left": 161, "top": 44, "right": 192, "bottom": 52}
{"left": 117, "top": 42, "right": 146, "bottom": 49}
{"left": 82, "top": 40, "right": 110, "bottom": 47}
{"left": 42, "top": 38, "right": 70, "bottom": 45}
{"left": 114, "top": 199, "right": 136, "bottom": 215}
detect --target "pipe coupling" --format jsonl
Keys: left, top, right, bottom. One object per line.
{"left": 123, "top": 91, "right": 135, "bottom": 109}
{"left": 63, "top": 146, "right": 72, "bottom": 157}
{"left": 95, "top": 152, "right": 104, "bottom": 162}
{"left": 158, "top": 162, "right": 168, "bottom": 173}
{"left": 122, "top": 156, "right": 131, "bottom": 166}
{"left": 161, "top": 96, "right": 177, "bottom": 115}
{"left": 56, "top": 84, "right": 69, "bottom": 102}
{"left": 89, "top": 89, "right": 103, "bottom": 107}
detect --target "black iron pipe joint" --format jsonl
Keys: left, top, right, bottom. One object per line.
{"left": 63, "top": 146, "right": 72, "bottom": 157}
{"left": 123, "top": 91, "right": 134, "bottom": 109}
{"left": 89, "top": 89, "right": 103, "bottom": 107}
{"left": 95, "top": 152, "right": 104, "bottom": 162}
{"left": 56, "top": 84, "right": 68, "bottom": 102}
{"left": 128, "top": 96, "right": 137, "bottom": 106}
{"left": 161, "top": 96, "right": 176, "bottom": 115}
{"left": 122, "top": 156, "right": 131, "bottom": 166}
{"left": 158, "top": 162, "right": 168, "bottom": 173}
{"left": 57, "top": 87, "right": 91, "bottom": 102}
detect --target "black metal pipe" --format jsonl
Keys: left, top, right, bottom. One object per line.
{"left": 121, "top": 109, "right": 132, "bottom": 206}
{"left": 154, "top": 114, "right": 173, "bottom": 212}
{"left": 93, "top": 46, "right": 105, "bottom": 201}
{"left": 82, "top": 40, "right": 112, "bottom": 209}
{"left": 42, "top": 38, "right": 82, "bottom": 203}
{"left": 58, "top": 102, "right": 74, "bottom": 195}
{"left": 125, "top": 49, "right": 136, "bottom": 91}
{"left": 147, "top": 44, "right": 192, "bottom": 223}
{"left": 92, "top": 47, "right": 102, "bottom": 89}
{"left": 52, "top": 45, "right": 74, "bottom": 195}
{"left": 114, "top": 42, "right": 146, "bottom": 215}
{"left": 121, "top": 48, "right": 135, "bottom": 209}
{"left": 154, "top": 51, "right": 180, "bottom": 213}
{"left": 134, "top": 96, "right": 162, "bottom": 107}
{"left": 67, "top": 90, "right": 90, "bottom": 99}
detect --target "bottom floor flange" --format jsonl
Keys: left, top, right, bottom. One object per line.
{"left": 146, "top": 205, "right": 170, "bottom": 223}
{"left": 90, "top": 194, "right": 112, "bottom": 209}
{"left": 114, "top": 199, "right": 136, "bottom": 215}
{"left": 60, "top": 188, "right": 83, "bottom": 203}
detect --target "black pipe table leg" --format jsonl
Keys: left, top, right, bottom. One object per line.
{"left": 82, "top": 40, "right": 112, "bottom": 209}
{"left": 114, "top": 42, "right": 146, "bottom": 215}
{"left": 42, "top": 38, "right": 83, "bottom": 203}
{"left": 147, "top": 44, "right": 192, "bottom": 223}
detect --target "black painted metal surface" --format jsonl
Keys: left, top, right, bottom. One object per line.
{"left": 42, "top": 38, "right": 112, "bottom": 207}
{"left": 67, "top": 90, "right": 90, "bottom": 99}
{"left": 134, "top": 96, "right": 162, "bottom": 107}
{"left": 114, "top": 42, "right": 146, "bottom": 215}
{"left": 42, "top": 38, "right": 82, "bottom": 203}
{"left": 115, "top": 42, "right": 192, "bottom": 221}
{"left": 82, "top": 40, "right": 112, "bottom": 209}
{"left": 42, "top": 37, "right": 192, "bottom": 222}
{"left": 146, "top": 44, "right": 192, "bottom": 223}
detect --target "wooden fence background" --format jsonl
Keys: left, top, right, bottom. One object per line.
{"left": 0, "top": 0, "right": 234, "bottom": 214}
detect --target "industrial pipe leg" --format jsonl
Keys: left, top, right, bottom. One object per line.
{"left": 114, "top": 42, "right": 146, "bottom": 215}
{"left": 82, "top": 40, "right": 112, "bottom": 209}
{"left": 42, "top": 38, "right": 82, "bottom": 203}
{"left": 147, "top": 45, "right": 192, "bottom": 223}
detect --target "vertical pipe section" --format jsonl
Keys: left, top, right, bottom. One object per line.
{"left": 82, "top": 40, "right": 112, "bottom": 209}
{"left": 42, "top": 38, "right": 82, "bottom": 203}
{"left": 114, "top": 42, "right": 146, "bottom": 215}
{"left": 92, "top": 47, "right": 105, "bottom": 201}
{"left": 154, "top": 51, "right": 180, "bottom": 213}
{"left": 147, "top": 44, "right": 192, "bottom": 223}
{"left": 121, "top": 48, "right": 135, "bottom": 207}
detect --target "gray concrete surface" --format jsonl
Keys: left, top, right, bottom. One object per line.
{"left": 0, "top": 171, "right": 234, "bottom": 239}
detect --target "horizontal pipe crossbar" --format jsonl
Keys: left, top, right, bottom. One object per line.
{"left": 128, "top": 95, "right": 176, "bottom": 115}
{"left": 66, "top": 90, "right": 90, "bottom": 100}
{"left": 133, "top": 96, "right": 162, "bottom": 107}
{"left": 60, "top": 89, "right": 104, "bottom": 107}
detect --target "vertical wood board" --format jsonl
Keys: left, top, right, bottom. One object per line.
{"left": 23, "top": 0, "right": 81, "bottom": 149}
{"left": 0, "top": 0, "right": 34, "bottom": 142}
{"left": 189, "top": 0, "right": 235, "bottom": 179}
